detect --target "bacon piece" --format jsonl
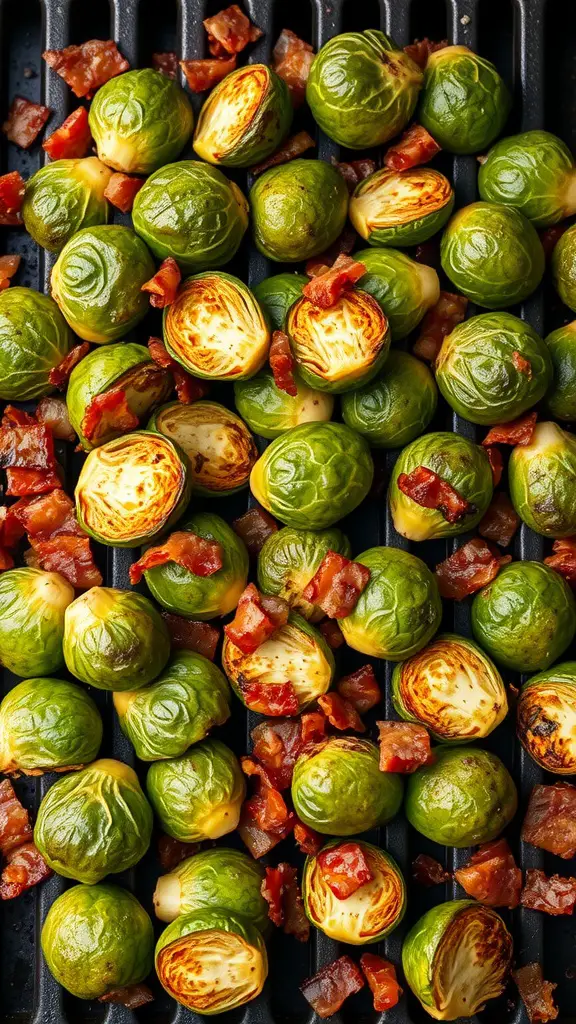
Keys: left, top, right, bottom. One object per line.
{"left": 0, "top": 504, "right": 26, "bottom": 549}
{"left": 203, "top": 5, "right": 262, "bottom": 56}
{"left": 0, "top": 255, "right": 21, "bottom": 291}
{"left": 398, "top": 465, "right": 472, "bottom": 524}
{"left": 544, "top": 537, "right": 576, "bottom": 587}
{"left": 522, "top": 783, "right": 576, "bottom": 860}
{"left": 42, "top": 106, "right": 92, "bottom": 159}
{"left": 272, "top": 29, "right": 314, "bottom": 108}
{"left": 36, "top": 397, "right": 76, "bottom": 442}
{"left": 300, "top": 711, "right": 327, "bottom": 747}
{"left": 317, "top": 842, "right": 373, "bottom": 900}
{"left": 141, "top": 257, "right": 181, "bottom": 308}
{"left": 161, "top": 613, "right": 220, "bottom": 660}
{"left": 520, "top": 869, "right": 576, "bottom": 916}
{"left": 29, "top": 535, "right": 103, "bottom": 588}
{"left": 1, "top": 406, "right": 35, "bottom": 428}
{"left": 483, "top": 412, "right": 538, "bottom": 448}
{"left": 48, "top": 341, "right": 90, "bottom": 390}
{"left": 81, "top": 388, "right": 139, "bottom": 443}
{"left": 157, "top": 835, "right": 200, "bottom": 870}
{"left": 147, "top": 336, "right": 209, "bottom": 406}
{"left": 262, "top": 864, "right": 285, "bottom": 927}
{"left": 512, "top": 350, "right": 533, "bottom": 378}
{"left": 513, "top": 963, "right": 558, "bottom": 1023}
{"left": 224, "top": 583, "right": 289, "bottom": 655}
{"left": 301, "top": 956, "right": 365, "bottom": 1018}
{"left": 0, "top": 170, "right": 25, "bottom": 225}
{"left": 540, "top": 224, "right": 567, "bottom": 261}
{"left": 152, "top": 52, "right": 178, "bottom": 78}
{"left": 302, "top": 255, "right": 367, "bottom": 310}
{"left": 334, "top": 159, "right": 377, "bottom": 194}
{"left": 305, "top": 227, "right": 358, "bottom": 279}
{"left": 377, "top": 721, "right": 434, "bottom": 773}
{"left": 6, "top": 466, "right": 62, "bottom": 496}
{"left": 13, "top": 488, "right": 79, "bottom": 540}
{"left": 252, "top": 131, "right": 315, "bottom": 176}
{"left": 0, "top": 841, "right": 52, "bottom": 900}
{"left": 485, "top": 445, "right": 503, "bottom": 486}
{"left": 242, "top": 680, "right": 299, "bottom": 717}
{"left": 238, "top": 808, "right": 287, "bottom": 858}
{"left": 294, "top": 820, "right": 322, "bottom": 855}
{"left": 412, "top": 854, "right": 450, "bottom": 887}
{"left": 269, "top": 329, "right": 297, "bottom": 397}
{"left": 99, "top": 985, "right": 154, "bottom": 1009}
{"left": 251, "top": 719, "right": 301, "bottom": 790}
{"left": 302, "top": 551, "right": 370, "bottom": 618}
{"left": 129, "top": 531, "right": 223, "bottom": 586}
{"left": 455, "top": 839, "right": 522, "bottom": 909}
{"left": 232, "top": 507, "right": 278, "bottom": 557}
{"left": 319, "top": 619, "right": 345, "bottom": 649}
{"left": 435, "top": 537, "right": 511, "bottom": 601}
{"left": 413, "top": 291, "right": 468, "bottom": 363}
{"left": 43, "top": 40, "right": 129, "bottom": 98}
{"left": 318, "top": 693, "right": 365, "bottom": 733}
{"left": 261, "top": 863, "right": 309, "bottom": 940}
{"left": 283, "top": 867, "right": 309, "bottom": 941}
{"left": 0, "top": 780, "right": 33, "bottom": 853}
{"left": 103, "top": 172, "right": 144, "bottom": 213}
{"left": 479, "top": 493, "right": 520, "bottom": 547}
{"left": 404, "top": 38, "right": 448, "bottom": 68}
{"left": 384, "top": 123, "right": 441, "bottom": 171}
{"left": 360, "top": 954, "right": 403, "bottom": 1013}
{"left": 3, "top": 96, "right": 50, "bottom": 148}
{"left": 241, "top": 755, "right": 277, "bottom": 791}
{"left": 179, "top": 56, "right": 237, "bottom": 92}
{"left": 0, "top": 424, "right": 55, "bottom": 470}
{"left": 244, "top": 786, "right": 294, "bottom": 839}
{"left": 336, "top": 664, "right": 381, "bottom": 713}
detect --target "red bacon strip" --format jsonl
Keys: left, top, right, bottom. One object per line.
{"left": 318, "top": 693, "right": 365, "bottom": 733}
{"left": 377, "top": 721, "right": 434, "bottom": 773}
{"left": 13, "top": 488, "right": 79, "bottom": 541}
{"left": 301, "top": 956, "right": 365, "bottom": 1018}
{"left": 141, "top": 257, "right": 181, "bottom": 308}
{"left": 232, "top": 507, "right": 278, "bottom": 557}
{"left": 269, "top": 330, "right": 297, "bottom": 396}
{"left": 252, "top": 131, "right": 315, "bottom": 175}
{"left": 104, "top": 172, "right": 144, "bottom": 213}
{"left": 479, "top": 492, "right": 520, "bottom": 548}
{"left": 0, "top": 504, "right": 26, "bottom": 550}
{"left": 1, "top": 406, "right": 35, "bottom": 428}
{"left": 148, "top": 336, "right": 209, "bottom": 405}
{"left": 0, "top": 841, "right": 52, "bottom": 900}
{"left": 521, "top": 783, "right": 576, "bottom": 860}
{"left": 6, "top": 466, "right": 61, "bottom": 497}
{"left": 244, "top": 786, "right": 294, "bottom": 840}
{"left": 513, "top": 963, "right": 558, "bottom": 1023}
{"left": 129, "top": 531, "right": 223, "bottom": 585}
{"left": 485, "top": 445, "right": 503, "bottom": 486}
{"left": 81, "top": 389, "right": 139, "bottom": 443}
{"left": 319, "top": 619, "right": 345, "bottom": 649}
{"left": 435, "top": 537, "right": 511, "bottom": 601}
{"left": 262, "top": 863, "right": 309, "bottom": 941}
{"left": 404, "top": 38, "right": 448, "bottom": 68}
{"left": 3, "top": 96, "right": 50, "bottom": 148}
{"left": 272, "top": 29, "right": 314, "bottom": 108}
{"left": 0, "top": 255, "right": 21, "bottom": 291}
{"left": 384, "top": 123, "right": 440, "bottom": 171}
{"left": 99, "top": 985, "right": 154, "bottom": 1010}
{"left": 412, "top": 854, "right": 450, "bottom": 887}
{"left": 302, "top": 255, "right": 367, "bottom": 310}
{"left": 43, "top": 40, "right": 129, "bottom": 98}
{"left": 242, "top": 680, "right": 299, "bottom": 717}
{"left": 398, "top": 465, "right": 472, "bottom": 524}
{"left": 413, "top": 291, "right": 468, "bottom": 363}
{"left": 238, "top": 809, "right": 288, "bottom": 859}
{"left": 336, "top": 664, "right": 381, "bottom": 713}
{"left": 28, "top": 535, "right": 103, "bottom": 588}
{"left": 520, "top": 869, "right": 576, "bottom": 916}
{"left": 455, "top": 839, "right": 522, "bottom": 909}
{"left": 0, "top": 424, "right": 55, "bottom": 470}
{"left": 0, "top": 780, "right": 33, "bottom": 853}
{"left": 152, "top": 52, "right": 178, "bottom": 78}
{"left": 302, "top": 550, "right": 370, "bottom": 618}
{"left": 203, "top": 5, "right": 262, "bottom": 57}
{"left": 224, "top": 583, "right": 289, "bottom": 655}
{"left": 294, "top": 821, "right": 322, "bottom": 855}
{"left": 180, "top": 56, "right": 236, "bottom": 92}
{"left": 48, "top": 341, "right": 90, "bottom": 390}
{"left": 360, "top": 955, "right": 403, "bottom": 1013}
{"left": 483, "top": 412, "right": 537, "bottom": 448}
{"left": 42, "top": 106, "right": 92, "bottom": 159}
{"left": 251, "top": 719, "right": 302, "bottom": 790}
{"left": 0, "top": 171, "right": 25, "bottom": 225}
{"left": 317, "top": 841, "right": 373, "bottom": 900}
{"left": 544, "top": 537, "right": 576, "bottom": 587}
{"left": 161, "top": 613, "right": 220, "bottom": 660}
{"left": 300, "top": 711, "right": 327, "bottom": 747}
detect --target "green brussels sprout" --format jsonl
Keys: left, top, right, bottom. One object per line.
{"left": 35, "top": 759, "right": 153, "bottom": 883}
{"left": 478, "top": 130, "right": 576, "bottom": 228}
{"left": 257, "top": 526, "right": 351, "bottom": 620}
{"left": 22, "top": 157, "right": 112, "bottom": 253}
{"left": 253, "top": 272, "right": 307, "bottom": 331}
{"left": 132, "top": 160, "right": 248, "bottom": 272}
{"left": 389, "top": 431, "right": 494, "bottom": 541}
{"left": 75, "top": 430, "right": 191, "bottom": 546}
{"left": 405, "top": 746, "right": 517, "bottom": 847}
{"left": 341, "top": 351, "right": 438, "bottom": 449}
{"left": 89, "top": 68, "right": 194, "bottom": 174}
{"left": 339, "top": 546, "right": 442, "bottom": 660}
{"left": 392, "top": 634, "right": 508, "bottom": 743}
{"left": 471, "top": 560, "right": 576, "bottom": 673}
{"left": 234, "top": 368, "right": 334, "bottom": 439}
{"left": 355, "top": 247, "right": 440, "bottom": 340}
{"left": 402, "top": 900, "right": 513, "bottom": 1020}
{"left": 551, "top": 223, "right": 576, "bottom": 311}
{"left": 0, "top": 287, "right": 72, "bottom": 401}
{"left": 303, "top": 839, "right": 406, "bottom": 945}
{"left": 435, "top": 312, "right": 552, "bottom": 425}
{"left": 154, "top": 847, "right": 267, "bottom": 931}
{"left": 42, "top": 883, "right": 154, "bottom": 1000}
{"left": 250, "top": 421, "right": 373, "bottom": 529}
{"left": 64, "top": 586, "right": 170, "bottom": 691}
{"left": 306, "top": 30, "right": 423, "bottom": 149}
{"left": 250, "top": 159, "right": 348, "bottom": 263}
{"left": 544, "top": 321, "right": 576, "bottom": 420}
{"left": 509, "top": 421, "right": 576, "bottom": 537}
{"left": 350, "top": 168, "right": 454, "bottom": 248}
{"left": 440, "top": 202, "right": 544, "bottom": 309}
{"left": 0, "top": 568, "right": 74, "bottom": 677}
{"left": 517, "top": 662, "right": 576, "bottom": 774}
{"left": 146, "top": 739, "right": 246, "bottom": 841}
{"left": 292, "top": 736, "right": 403, "bottom": 835}
{"left": 418, "top": 45, "right": 511, "bottom": 154}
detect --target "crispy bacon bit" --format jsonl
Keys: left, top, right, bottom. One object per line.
{"left": 384, "top": 123, "right": 441, "bottom": 171}
{"left": 479, "top": 493, "right": 519, "bottom": 547}
{"left": 319, "top": 619, "right": 345, "bottom": 649}
{"left": 294, "top": 821, "right": 322, "bottom": 855}
{"left": 317, "top": 842, "right": 372, "bottom": 900}
{"left": 360, "top": 955, "right": 403, "bottom": 1013}
{"left": 242, "top": 680, "right": 299, "bottom": 717}
{"left": 283, "top": 869, "right": 310, "bottom": 941}
{"left": 244, "top": 785, "right": 294, "bottom": 840}
{"left": 334, "top": 159, "right": 377, "bottom": 194}
{"left": 301, "top": 956, "right": 365, "bottom": 1018}
{"left": 318, "top": 693, "right": 365, "bottom": 733}
{"left": 157, "top": 835, "right": 200, "bottom": 870}
{"left": 302, "top": 550, "right": 371, "bottom": 618}
{"left": 13, "top": 488, "right": 79, "bottom": 541}
{"left": 272, "top": 29, "right": 314, "bottom": 107}
{"left": 300, "top": 711, "right": 327, "bottom": 747}
{"left": 129, "top": 531, "right": 223, "bottom": 586}
{"left": 82, "top": 388, "right": 139, "bottom": 443}
{"left": 412, "top": 854, "right": 450, "bottom": 887}
{"left": 398, "top": 465, "right": 472, "bottom": 524}
{"left": 36, "top": 397, "right": 76, "bottom": 442}
{"left": 43, "top": 106, "right": 92, "bottom": 159}
{"left": 513, "top": 963, "right": 559, "bottom": 1023}
{"left": 43, "top": 40, "right": 129, "bottom": 98}
{"left": 544, "top": 537, "right": 576, "bottom": 586}
{"left": 0, "top": 780, "right": 33, "bottom": 853}
{"left": 522, "top": 783, "right": 576, "bottom": 860}
{"left": 483, "top": 412, "right": 538, "bottom": 448}
{"left": 180, "top": 56, "right": 237, "bottom": 92}
{"left": 232, "top": 507, "right": 278, "bottom": 557}
{"left": 269, "top": 329, "right": 297, "bottom": 396}
{"left": 2, "top": 96, "right": 50, "bottom": 148}
{"left": 305, "top": 227, "right": 358, "bottom": 279}
{"left": 262, "top": 863, "right": 309, "bottom": 941}
{"left": 455, "top": 839, "right": 522, "bottom": 909}
{"left": 48, "top": 341, "right": 90, "bottom": 390}
{"left": 0, "top": 505, "right": 26, "bottom": 550}
{"left": 485, "top": 445, "right": 503, "bottom": 486}
{"left": 512, "top": 350, "right": 533, "bottom": 378}
{"left": 103, "top": 172, "right": 144, "bottom": 213}
{"left": 99, "top": 985, "right": 154, "bottom": 1010}
{"left": 252, "top": 131, "right": 315, "bottom": 175}
{"left": 152, "top": 51, "right": 178, "bottom": 78}
{"left": 6, "top": 466, "right": 62, "bottom": 496}
{"left": 241, "top": 755, "right": 277, "bottom": 791}
{"left": 435, "top": 537, "right": 511, "bottom": 601}
{"left": 161, "top": 613, "right": 220, "bottom": 660}
{"left": 0, "top": 841, "right": 52, "bottom": 900}
{"left": 404, "top": 38, "right": 448, "bottom": 68}
{"left": 0, "top": 255, "right": 21, "bottom": 291}
{"left": 0, "top": 424, "right": 55, "bottom": 470}
{"left": 238, "top": 808, "right": 287, "bottom": 858}
{"left": 141, "top": 257, "right": 181, "bottom": 308}
{"left": 413, "top": 291, "right": 468, "bottom": 363}
{"left": 251, "top": 719, "right": 301, "bottom": 790}
{"left": 302, "top": 255, "right": 367, "bottom": 310}
{"left": 147, "top": 335, "right": 208, "bottom": 406}
{"left": 29, "top": 535, "right": 103, "bottom": 588}
{"left": 262, "top": 864, "right": 287, "bottom": 927}
{"left": 224, "top": 583, "right": 289, "bottom": 655}
{"left": 203, "top": 5, "right": 262, "bottom": 57}
{"left": 540, "top": 224, "right": 567, "bottom": 261}
{"left": 521, "top": 869, "right": 576, "bottom": 916}
{"left": 1, "top": 406, "right": 35, "bottom": 428}
{"left": 336, "top": 664, "right": 381, "bottom": 713}
{"left": 0, "top": 171, "right": 25, "bottom": 225}
{"left": 377, "top": 721, "right": 434, "bottom": 773}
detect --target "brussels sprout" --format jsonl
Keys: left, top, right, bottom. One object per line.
{"left": 154, "top": 847, "right": 267, "bottom": 931}
{"left": 435, "top": 312, "right": 552, "bottom": 425}
{"left": 253, "top": 272, "right": 307, "bottom": 331}
{"left": 75, "top": 430, "right": 191, "bottom": 546}
{"left": 0, "top": 287, "right": 72, "bottom": 401}
{"left": 250, "top": 159, "right": 348, "bottom": 263}
{"left": 89, "top": 68, "right": 194, "bottom": 174}
{"left": 146, "top": 739, "right": 246, "bottom": 842}
{"left": 132, "top": 160, "right": 248, "bottom": 272}
{"left": 234, "top": 368, "right": 334, "bottom": 439}
{"left": 517, "top": 662, "right": 576, "bottom": 774}
{"left": 508, "top": 421, "right": 576, "bottom": 537}
{"left": 418, "top": 45, "right": 511, "bottom": 154}
{"left": 471, "top": 560, "right": 576, "bottom": 673}
{"left": 0, "top": 568, "right": 73, "bottom": 677}
{"left": 250, "top": 421, "right": 373, "bottom": 529}
{"left": 292, "top": 736, "right": 403, "bottom": 835}
{"left": 306, "top": 30, "right": 423, "bottom": 149}
{"left": 478, "top": 130, "right": 576, "bottom": 228}
{"left": 64, "top": 586, "right": 170, "bottom": 691}
{"left": 339, "top": 546, "right": 442, "bottom": 660}
{"left": 303, "top": 840, "right": 406, "bottom": 944}
{"left": 22, "top": 157, "right": 111, "bottom": 253}
{"left": 544, "top": 321, "right": 576, "bottom": 421}
{"left": 35, "top": 759, "right": 153, "bottom": 883}
{"left": 405, "top": 746, "right": 517, "bottom": 847}
{"left": 440, "top": 202, "right": 544, "bottom": 309}
{"left": 392, "top": 634, "right": 507, "bottom": 743}
{"left": 551, "top": 223, "right": 576, "bottom": 312}
{"left": 355, "top": 248, "right": 440, "bottom": 340}
{"left": 42, "top": 883, "right": 154, "bottom": 1000}
{"left": 155, "top": 909, "right": 267, "bottom": 1014}
{"left": 341, "top": 351, "right": 438, "bottom": 449}
{"left": 402, "top": 900, "right": 513, "bottom": 1020}
{"left": 350, "top": 168, "right": 454, "bottom": 248}
{"left": 257, "top": 526, "right": 350, "bottom": 620}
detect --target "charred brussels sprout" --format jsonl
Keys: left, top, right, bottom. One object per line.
{"left": 551, "top": 223, "right": 576, "bottom": 311}
{"left": 0, "top": 287, "right": 72, "bottom": 401}
{"left": 253, "top": 272, "right": 307, "bottom": 331}
{"left": 517, "top": 662, "right": 576, "bottom": 774}
{"left": 234, "top": 368, "right": 334, "bottom": 439}
{"left": 478, "top": 130, "right": 576, "bottom": 227}
{"left": 0, "top": 568, "right": 73, "bottom": 677}
{"left": 509, "top": 421, "right": 576, "bottom": 537}
{"left": 356, "top": 248, "right": 440, "bottom": 340}
{"left": 257, "top": 526, "right": 350, "bottom": 620}
{"left": 545, "top": 321, "right": 576, "bottom": 421}
{"left": 154, "top": 847, "right": 267, "bottom": 931}
{"left": 341, "top": 351, "right": 437, "bottom": 449}
{"left": 350, "top": 168, "right": 454, "bottom": 248}
{"left": 22, "top": 157, "right": 111, "bottom": 253}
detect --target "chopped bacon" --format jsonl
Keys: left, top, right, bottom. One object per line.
{"left": 1, "top": 406, "right": 35, "bottom": 428}
{"left": 0, "top": 424, "right": 55, "bottom": 470}
{"left": 251, "top": 719, "right": 301, "bottom": 790}
{"left": 242, "top": 680, "right": 299, "bottom": 717}
{"left": 300, "top": 711, "right": 327, "bottom": 747}
{"left": 483, "top": 412, "right": 538, "bottom": 448}
{"left": 455, "top": 839, "right": 522, "bottom": 909}
{"left": 29, "top": 535, "right": 103, "bottom": 588}
{"left": 244, "top": 785, "right": 294, "bottom": 839}
{"left": 318, "top": 693, "right": 365, "bottom": 733}
{"left": 82, "top": 388, "right": 139, "bottom": 443}
{"left": 0, "top": 548, "right": 14, "bottom": 571}
{"left": 232, "top": 507, "right": 278, "bottom": 557}
{"left": 141, "top": 257, "right": 181, "bottom": 308}
{"left": 336, "top": 664, "right": 381, "bottom": 713}
{"left": 203, "top": 5, "right": 262, "bottom": 57}
{"left": 319, "top": 619, "right": 345, "bottom": 649}
{"left": 360, "top": 955, "right": 403, "bottom": 1013}
{"left": 413, "top": 291, "right": 468, "bottom": 363}
{"left": 302, "top": 550, "right": 370, "bottom": 618}
{"left": 317, "top": 842, "right": 372, "bottom": 900}
{"left": 252, "top": 131, "right": 315, "bottom": 176}
{"left": 269, "top": 329, "right": 297, "bottom": 396}
{"left": 161, "top": 613, "right": 220, "bottom": 660}
{"left": 129, "top": 530, "right": 223, "bottom": 586}
{"left": 36, "top": 397, "right": 76, "bottom": 442}
{"left": 544, "top": 537, "right": 576, "bottom": 586}
{"left": 0, "top": 255, "right": 21, "bottom": 291}
{"left": 412, "top": 854, "right": 450, "bottom": 887}
{"left": 404, "top": 38, "right": 448, "bottom": 68}
{"left": 479, "top": 493, "right": 520, "bottom": 547}
{"left": 42, "top": 106, "right": 92, "bottom": 159}
{"left": 0, "top": 504, "right": 26, "bottom": 549}
{"left": 241, "top": 755, "right": 277, "bottom": 791}
{"left": 512, "top": 350, "right": 533, "bottom": 378}
{"left": 262, "top": 863, "right": 309, "bottom": 941}
{"left": 0, "top": 841, "right": 52, "bottom": 900}
{"left": 522, "top": 783, "right": 576, "bottom": 860}
{"left": 377, "top": 721, "right": 434, "bottom": 773}
{"left": 262, "top": 864, "right": 287, "bottom": 927}
{"left": 302, "top": 255, "right": 367, "bottom": 310}
{"left": 485, "top": 445, "right": 503, "bottom": 486}
{"left": 301, "top": 956, "right": 365, "bottom": 1018}
{"left": 238, "top": 808, "right": 287, "bottom": 858}
{"left": 6, "top": 466, "right": 62, "bottom": 496}
{"left": 435, "top": 537, "right": 511, "bottom": 601}
{"left": 157, "top": 835, "right": 200, "bottom": 871}
{"left": 0, "top": 170, "right": 25, "bottom": 225}
{"left": 334, "top": 159, "right": 377, "bottom": 194}
{"left": 13, "top": 488, "right": 79, "bottom": 541}
{"left": 103, "top": 172, "right": 144, "bottom": 213}
{"left": 48, "top": 341, "right": 90, "bottom": 390}
{"left": 152, "top": 52, "right": 178, "bottom": 78}
{"left": 224, "top": 583, "right": 289, "bottom": 655}
{"left": 384, "top": 123, "right": 441, "bottom": 172}
{"left": 2, "top": 96, "right": 50, "bottom": 148}
{"left": 179, "top": 56, "right": 237, "bottom": 92}
{"left": 513, "top": 963, "right": 559, "bottom": 1024}
{"left": 305, "top": 227, "right": 358, "bottom": 279}
{"left": 398, "top": 465, "right": 472, "bottom": 524}
{"left": 283, "top": 867, "right": 310, "bottom": 941}
{"left": 520, "top": 869, "right": 576, "bottom": 916}
{"left": 294, "top": 820, "right": 322, "bottom": 855}
{"left": 43, "top": 40, "right": 129, "bottom": 98}
{"left": 540, "top": 224, "right": 567, "bottom": 261}
{"left": 147, "top": 335, "right": 209, "bottom": 406}
{"left": 272, "top": 29, "right": 314, "bottom": 108}
{"left": 0, "top": 780, "right": 33, "bottom": 854}
{"left": 99, "top": 985, "right": 154, "bottom": 1010}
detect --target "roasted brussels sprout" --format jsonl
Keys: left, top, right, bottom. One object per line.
{"left": 292, "top": 736, "right": 403, "bottom": 835}
{"left": 508, "top": 421, "right": 576, "bottom": 537}
{"left": 478, "top": 130, "right": 576, "bottom": 228}
{"left": 22, "top": 157, "right": 111, "bottom": 253}
{"left": 64, "top": 586, "right": 170, "bottom": 691}
{"left": 154, "top": 847, "right": 267, "bottom": 931}
{"left": 405, "top": 746, "right": 517, "bottom": 846}
{"left": 253, "top": 272, "right": 307, "bottom": 331}
{"left": 471, "top": 560, "right": 576, "bottom": 673}
{"left": 35, "top": 759, "right": 153, "bottom": 883}
{"left": 551, "top": 223, "right": 576, "bottom": 311}
{"left": 306, "top": 30, "right": 423, "bottom": 148}
{"left": 250, "top": 421, "right": 373, "bottom": 529}
{"left": 517, "top": 662, "right": 576, "bottom": 774}
{"left": 544, "top": 321, "right": 576, "bottom": 421}
{"left": 350, "top": 168, "right": 454, "bottom": 248}
{"left": 341, "top": 351, "right": 438, "bottom": 449}
{"left": 0, "top": 287, "right": 72, "bottom": 401}
{"left": 356, "top": 248, "right": 440, "bottom": 340}
{"left": 257, "top": 526, "right": 350, "bottom": 620}
{"left": 250, "top": 159, "right": 348, "bottom": 263}
{"left": 0, "top": 568, "right": 74, "bottom": 678}
{"left": 42, "top": 883, "right": 154, "bottom": 1000}
{"left": 440, "top": 202, "right": 544, "bottom": 309}
{"left": 234, "top": 368, "right": 334, "bottom": 439}
{"left": 132, "top": 160, "right": 248, "bottom": 272}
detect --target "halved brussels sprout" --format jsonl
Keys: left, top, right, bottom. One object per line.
{"left": 435, "top": 312, "right": 552, "bottom": 425}
{"left": 34, "top": 759, "right": 153, "bottom": 883}
{"left": 341, "top": 350, "right": 438, "bottom": 449}
{"left": 405, "top": 746, "right": 517, "bottom": 847}
{"left": 402, "top": 900, "right": 513, "bottom": 1020}
{"left": 350, "top": 168, "right": 454, "bottom": 248}
{"left": 303, "top": 840, "right": 406, "bottom": 945}
{"left": 22, "top": 157, "right": 112, "bottom": 253}
{"left": 75, "top": 431, "right": 191, "bottom": 546}
{"left": 544, "top": 321, "right": 576, "bottom": 421}
{"left": 392, "top": 634, "right": 507, "bottom": 743}
{"left": 64, "top": 586, "right": 170, "bottom": 691}
{"left": 306, "top": 30, "right": 423, "bottom": 149}
{"left": 356, "top": 248, "right": 440, "bottom": 340}
{"left": 42, "top": 883, "right": 154, "bottom": 1001}
{"left": 517, "top": 662, "right": 576, "bottom": 774}
{"left": 146, "top": 739, "right": 245, "bottom": 842}
{"left": 551, "top": 223, "right": 576, "bottom": 312}
{"left": 257, "top": 526, "right": 350, "bottom": 620}
{"left": 234, "top": 368, "right": 334, "bottom": 440}
{"left": 250, "top": 421, "right": 373, "bottom": 529}
{"left": 132, "top": 160, "right": 248, "bottom": 272}
{"left": 478, "top": 130, "right": 576, "bottom": 228}
{"left": 154, "top": 847, "right": 267, "bottom": 931}
{"left": 508, "top": 421, "right": 576, "bottom": 537}
{"left": 0, "top": 287, "right": 73, "bottom": 401}
{"left": 0, "top": 568, "right": 74, "bottom": 677}
{"left": 471, "top": 560, "right": 576, "bottom": 673}
{"left": 253, "top": 272, "right": 307, "bottom": 331}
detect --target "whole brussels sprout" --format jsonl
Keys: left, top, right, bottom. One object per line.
{"left": 132, "top": 160, "right": 248, "bottom": 272}
{"left": 471, "top": 560, "right": 576, "bottom": 673}
{"left": 478, "top": 130, "right": 576, "bottom": 227}
{"left": 234, "top": 368, "right": 334, "bottom": 439}
{"left": 544, "top": 321, "right": 576, "bottom": 420}
{"left": 0, "top": 287, "right": 72, "bottom": 401}
{"left": 418, "top": 45, "right": 511, "bottom": 154}
{"left": 341, "top": 351, "right": 438, "bottom": 449}
{"left": 440, "top": 202, "right": 544, "bottom": 309}
{"left": 306, "top": 30, "right": 423, "bottom": 149}
{"left": 405, "top": 746, "right": 517, "bottom": 847}
{"left": 250, "top": 159, "right": 348, "bottom": 262}
{"left": 509, "top": 421, "right": 576, "bottom": 537}
{"left": 146, "top": 739, "right": 246, "bottom": 842}
{"left": 154, "top": 847, "right": 267, "bottom": 931}
{"left": 250, "top": 421, "right": 373, "bottom": 529}
{"left": 292, "top": 736, "right": 403, "bottom": 835}
{"left": 355, "top": 248, "right": 440, "bottom": 340}
{"left": 339, "top": 546, "right": 442, "bottom": 660}
{"left": 435, "top": 312, "right": 552, "bottom": 425}
{"left": 42, "top": 883, "right": 154, "bottom": 1000}
{"left": 257, "top": 526, "right": 351, "bottom": 620}
{"left": 253, "top": 272, "right": 307, "bottom": 330}
{"left": 22, "top": 157, "right": 111, "bottom": 253}
{"left": 0, "top": 568, "right": 73, "bottom": 677}
{"left": 89, "top": 68, "right": 194, "bottom": 174}
{"left": 64, "top": 586, "right": 170, "bottom": 691}
{"left": 35, "top": 759, "right": 153, "bottom": 883}
{"left": 517, "top": 662, "right": 576, "bottom": 774}
{"left": 350, "top": 168, "right": 454, "bottom": 248}
{"left": 551, "top": 223, "right": 576, "bottom": 311}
